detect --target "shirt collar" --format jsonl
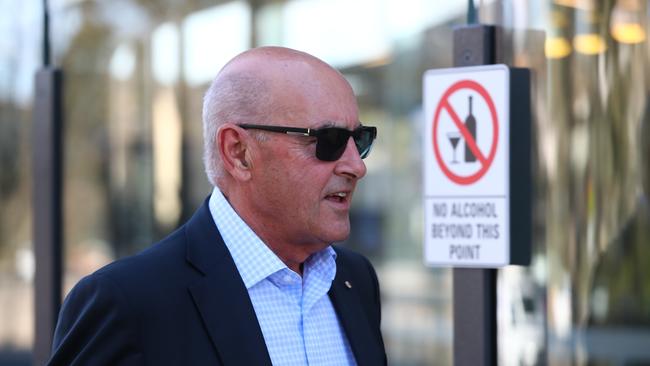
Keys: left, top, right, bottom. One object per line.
{"left": 208, "top": 187, "right": 337, "bottom": 288}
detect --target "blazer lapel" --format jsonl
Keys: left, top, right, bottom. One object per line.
{"left": 185, "top": 201, "right": 272, "bottom": 366}
{"left": 329, "top": 262, "right": 386, "bottom": 366}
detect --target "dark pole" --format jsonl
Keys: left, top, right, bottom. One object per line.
{"left": 42, "top": 0, "right": 50, "bottom": 66}
{"left": 467, "top": 0, "right": 478, "bottom": 25}
{"left": 452, "top": 24, "right": 498, "bottom": 366}
{"left": 33, "top": 0, "right": 63, "bottom": 363}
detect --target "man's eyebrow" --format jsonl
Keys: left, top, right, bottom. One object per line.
{"left": 317, "top": 121, "right": 336, "bottom": 128}
{"left": 316, "top": 121, "right": 362, "bottom": 129}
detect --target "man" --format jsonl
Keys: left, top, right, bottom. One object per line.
{"left": 48, "top": 47, "right": 387, "bottom": 365}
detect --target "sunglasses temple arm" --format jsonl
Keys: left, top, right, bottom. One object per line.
{"left": 286, "top": 129, "right": 311, "bottom": 136}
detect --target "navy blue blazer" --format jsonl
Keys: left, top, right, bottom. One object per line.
{"left": 48, "top": 200, "right": 387, "bottom": 365}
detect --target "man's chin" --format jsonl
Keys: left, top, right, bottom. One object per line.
{"left": 326, "top": 224, "right": 351, "bottom": 243}
{"left": 316, "top": 213, "right": 351, "bottom": 242}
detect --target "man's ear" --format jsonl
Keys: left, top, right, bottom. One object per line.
{"left": 217, "top": 123, "right": 253, "bottom": 182}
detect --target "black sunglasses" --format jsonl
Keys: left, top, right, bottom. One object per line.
{"left": 239, "top": 124, "right": 377, "bottom": 162}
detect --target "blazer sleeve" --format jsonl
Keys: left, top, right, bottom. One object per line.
{"left": 47, "top": 273, "right": 143, "bottom": 366}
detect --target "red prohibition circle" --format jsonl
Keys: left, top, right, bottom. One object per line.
{"left": 432, "top": 79, "right": 499, "bottom": 185}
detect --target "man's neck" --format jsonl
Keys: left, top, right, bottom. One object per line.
{"left": 220, "top": 188, "right": 328, "bottom": 275}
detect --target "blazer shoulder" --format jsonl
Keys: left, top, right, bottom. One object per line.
{"left": 49, "top": 270, "right": 144, "bottom": 365}
{"left": 92, "top": 226, "right": 189, "bottom": 286}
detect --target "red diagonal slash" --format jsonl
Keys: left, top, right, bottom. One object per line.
{"left": 441, "top": 100, "right": 487, "bottom": 166}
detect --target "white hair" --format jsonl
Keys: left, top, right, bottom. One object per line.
{"left": 202, "top": 74, "right": 272, "bottom": 187}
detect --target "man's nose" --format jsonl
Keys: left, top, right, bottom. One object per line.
{"left": 334, "top": 137, "right": 367, "bottom": 180}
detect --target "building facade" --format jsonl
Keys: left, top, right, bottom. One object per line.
{"left": 0, "top": 0, "right": 649, "bottom": 364}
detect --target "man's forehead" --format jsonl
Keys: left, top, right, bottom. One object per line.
{"left": 265, "top": 76, "right": 358, "bottom": 127}
{"left": 215, "top": 47, "right": 359, "bottom": 127}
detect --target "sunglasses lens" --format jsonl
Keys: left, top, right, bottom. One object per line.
{"left": 354, "top": 128, "right": 375, "bottom": 158}
{"left": 316, "top": 128, "right": 349, "bottom": 161}
{"left": 314, "top": 126, "right": 376, "bottom": 161}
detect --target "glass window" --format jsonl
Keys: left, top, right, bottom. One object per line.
{"left": 26, "top": 0, "right": 650, "bottom": 365}
{"left": 50, "top": 0, "right": 253, "bottom": 292}
{"left": 0, "top": 1, "right": 41, "bottom": 365}
{"left": 483, "top": 0, "right": 650, "bottom": 364}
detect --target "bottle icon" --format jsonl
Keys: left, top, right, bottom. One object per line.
{"left": 464, "top": 95, "right": 477, "bottom": 162}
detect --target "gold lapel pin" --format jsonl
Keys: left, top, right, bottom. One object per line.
{"left": 344, "top": 280, "right": 352, "bottom": 289}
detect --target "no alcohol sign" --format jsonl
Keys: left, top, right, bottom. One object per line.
{"left": 423, "top": 64, "right": 531, "bottom": 267}
{"left": 432, "top": 79, "right": 499, "bottom": 185}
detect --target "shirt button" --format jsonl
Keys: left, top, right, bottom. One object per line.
{"left": 283, "top": 275, "right": 292, "bottom": 284}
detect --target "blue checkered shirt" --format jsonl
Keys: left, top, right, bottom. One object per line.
{"left": 208, "top": 188, "right": 357, "bottom": 366}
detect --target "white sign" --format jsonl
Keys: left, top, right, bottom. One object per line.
{"left": 423, "top": 64, "right": 510, "bottom": 267}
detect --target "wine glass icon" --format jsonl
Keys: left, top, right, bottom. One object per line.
{"left": 447, "top": 131, "right": 461, "bottom": 164}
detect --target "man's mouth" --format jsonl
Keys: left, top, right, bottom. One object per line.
{"left": 325, "top": 191, "right": 349, "bottom": 203}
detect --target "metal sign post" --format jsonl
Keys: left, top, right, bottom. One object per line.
{"left": 452, "top": 24, "right": 498, "bottom": 366}
{"left": 33, "top": 67, "right": 63, "bottom": 365}
{"left": 33, "top": 0, "right": 64, "bottom": 364}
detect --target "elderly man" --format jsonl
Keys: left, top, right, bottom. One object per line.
{"left": 48, "top": 47, "right": 386, "bottom": 366}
